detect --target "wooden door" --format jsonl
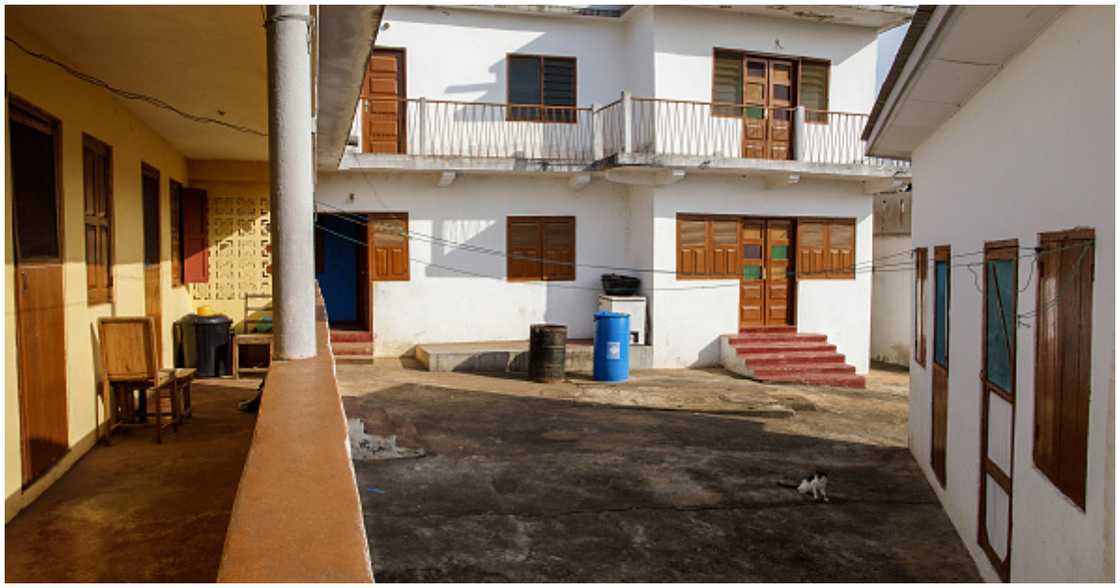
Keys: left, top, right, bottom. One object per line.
{"left": 742, "top": 58, "right": 794, "bottom": 161}
{"left": 362, "top": 48, "right": 405, "bottom": 154}
{"left": 9, "top": 99, "right": 69, "bottom": 484}
{"left": 931, "top": 245, "right": 951, "bottom": 486}
{"left": 739, "top": 218, "right": 795, "bottom": 328}
{"left": 142, "top": 166, "right": 162, "bottom": 366}
{"left": 978, "top": 241, "right": 1017, "bottom": 582}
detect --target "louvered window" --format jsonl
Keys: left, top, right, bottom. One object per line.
{"left": 508, "top": 54, "right": 576, "bottom": 123}
{"left": 508, "top": 216, "right": 575, "bottom": 281}
{"left": 83, "top": 135, "right": 113, "bottom": 303}
{"left": 712, "top": 50, "right": 743, "bottom": 117}
{"left": 796, "top": 219, "right": 855, "bottom": 280}
{"left": 676, "top": 215, "right": 739, "bottom": 279}
{"left": 800, "top": 60, "right": 829, "bottom": 123}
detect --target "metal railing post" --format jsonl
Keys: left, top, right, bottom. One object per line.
{"left": 794, "top": 105, "right": 806, "bottom": 162}
{"left": 621, "top": 91, "right": 633, "bottom": 156}
{"left": 417, "top": 97, "right": 428, "bottom": 156}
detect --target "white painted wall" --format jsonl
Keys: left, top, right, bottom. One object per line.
{"left": 315, "top": 172, "right": 631, "bottom": 356}
{"left": 908, "top": 7, "right": 1114, "bottom": 581}
{"left": 871, "top": 233, "right": 912, "bottom": 366}
{"left": 647, "top": 176, "right": 873, "bottom": 371}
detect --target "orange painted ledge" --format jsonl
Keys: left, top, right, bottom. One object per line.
{"left": 217, "top": 294, "right": 373, "bottom": 582}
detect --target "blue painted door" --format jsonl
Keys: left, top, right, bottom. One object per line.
{"left": 315, "top": 214, "right": 364, "bottom": 324}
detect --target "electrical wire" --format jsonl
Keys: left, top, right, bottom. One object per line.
{"left": 5, "top": 36, "right": 267, "bottom": 137}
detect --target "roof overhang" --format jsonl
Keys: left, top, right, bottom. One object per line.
{"left": 863, "top": 5, "right": 1065, "bottom": 159}
{"left": 703, "top": 5, "right": 914, "bottom": 32}
{"left": 316, "top": 5, "right": 383, "bottom": 171}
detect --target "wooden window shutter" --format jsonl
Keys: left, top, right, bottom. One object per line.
{"left": 541, "top": 218, "right": 575, "bottom": 281}
{"left": 508, "top": 219, "right": 542, "bottom": 280}
{"left": 800, "top": 60, "right": 830, "bottom": 123}
{"left": 712, "top": 51, "right": 743, "bottom": 117}
{"left": 170, "top": 181, "right": 183, "bottom": 287}
{"left": 1034, "top": 230, "right": 1094, "bottom": 508}
{"left": 83, "top": 135, "right": 112, "bottom": 304}
{"left": 710, "top": 219, "right": 739, "bottom": 277}
{"left": 369, "top": 213, "right": 410, "bottom": 281}
{"left": 796, "top": 221, "right": 827, "bottom": 278}
{"left": 827, "top": 220, "right": 855, "bottom": 278}
{"left": 914, "top": 247, "right": 928, "bottom": 366}
{"left": 677, "top": 217, "right": 709, "bottom": 278}
{"left": 181, "top": 187, "right": 209, "bottom": 283}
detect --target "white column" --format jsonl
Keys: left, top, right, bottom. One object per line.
{"left": 266, "top": 4, "right": 316, "bottom": 360}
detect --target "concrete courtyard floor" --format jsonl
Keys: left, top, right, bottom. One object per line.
{"left": 5, "top": 379, "right": 259, "bottom": 582}
{"left": 339, "top": 361, "right": 980, "bottom": 582}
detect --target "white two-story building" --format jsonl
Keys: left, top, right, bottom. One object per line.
{"left": 314, "top": 5, "right": 913, "bottom": 386}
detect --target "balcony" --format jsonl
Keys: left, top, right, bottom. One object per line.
{"left": 343, "top": 93, "right": 911, "bottom": 180}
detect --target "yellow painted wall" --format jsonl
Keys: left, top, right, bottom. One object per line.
{"left": 186, "top": 159, "right": 272, "bottom": 328}
{"left": 5, "top": 21, "right": 192, "bottom": 508}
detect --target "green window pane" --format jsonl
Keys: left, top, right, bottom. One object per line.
{"left": 985, "top": 259, "right": 1016, "bottom": 393}
{"left": 746, "top": 106, "right": 765, "bottom": 119}
{"left": 743, "top": 266, "right": 762, "bottom": 280}
{"left": 771, "top": 245, "right": 788, "bottom": 260}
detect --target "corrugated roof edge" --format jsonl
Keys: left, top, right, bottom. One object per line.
{"left": 861, "top": 5, "right": 937, "bottom": 141}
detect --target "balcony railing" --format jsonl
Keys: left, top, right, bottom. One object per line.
{"left": 355, "top": 94, "right": 909, "bottom": 171}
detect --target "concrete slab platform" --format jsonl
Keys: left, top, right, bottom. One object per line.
{"left": 416, "top": 339, "right": 654, "bottom": 372}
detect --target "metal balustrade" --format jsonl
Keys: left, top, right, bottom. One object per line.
{"left": 355, "top": 94, "right": 910, "bottom": 171}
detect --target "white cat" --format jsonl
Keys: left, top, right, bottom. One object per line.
{"left": 777, "top": 471, "right": 829, "bottom": 502}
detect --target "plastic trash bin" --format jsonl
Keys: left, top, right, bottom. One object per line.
{"left": 184, "top": 314, "right": 232, "bottom": 378}
{"left": 593, "top": 311, "right": 630, "bottom": 382}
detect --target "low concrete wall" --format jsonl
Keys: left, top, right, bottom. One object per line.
{"left": 416, "top": 341, "right": 654, "bottom": 372}
{"left": 217, "top": 292, "right": 372, "bottom": 582}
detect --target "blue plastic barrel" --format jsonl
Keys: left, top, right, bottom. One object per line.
{"left": 593, "top": 311, "right": 630, "bottom": 382}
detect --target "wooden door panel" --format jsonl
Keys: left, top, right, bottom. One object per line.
{"left": 16, "top": 264, "right": 69, "bottom": 482}
{"left": 739, "top": 220, "right": 765, "bottom": 328}
{"left": 932, "top": 364, "right": 948, "bottom": 485}
{"left": 765, "top": 220, "right": 793, "bottom": 326}
{"left": 144, "top": 266, "right": 162, "bottom": 367}
{"left": 362, "top": 49, "right": 405, "bottom": 154}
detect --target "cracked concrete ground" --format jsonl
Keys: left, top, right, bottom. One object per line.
{"left": 338, "top": 361, "right": 979, "bottom": 582}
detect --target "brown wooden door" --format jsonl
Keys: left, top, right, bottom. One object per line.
{"left": 931, "top": 245, "right": 951, "bottom": 486}
{"left": 362, "top": 49, "right": 405, "bottom": 154}
{"left": 9, "top": 99, "right": 69, "bottom": 484}
{"left": 740, "top": 219, "right": 795, "bottom": 328}
{"left": 742, "top": 58, "right": 794, "bottom": 161}
{"left": 142, "top": 166, "right": 162, "bottom": 366}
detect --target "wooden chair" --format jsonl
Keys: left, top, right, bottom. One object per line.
{"left": 232, "top": 293, "right": 272, "bottom": 379}
{"left": 97, "top": 316, "right": 191, "bottom": 444}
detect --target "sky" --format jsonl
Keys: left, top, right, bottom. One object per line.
{"left": 877, "top": 23, "right": 910, "bottom": 91}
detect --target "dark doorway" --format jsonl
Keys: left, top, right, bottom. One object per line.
{"left": 315, "top": 214, "right": 369, "bottom": 328}
{"left": 9, "top": 97, "right": 69, "bottom": 485}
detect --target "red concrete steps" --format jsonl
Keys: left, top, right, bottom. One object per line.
{"left": 330, "top": 329, "right": 374, "bottom": 364}
{"left": 725, "top": 326, "right": 865, "bottom": 389}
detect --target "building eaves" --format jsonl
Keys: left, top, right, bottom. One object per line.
{"left": 861, "top": 5, "right": 937, "bottom": 141}
{"left": 458, "top": 5, "right": 629, "bottom": 19}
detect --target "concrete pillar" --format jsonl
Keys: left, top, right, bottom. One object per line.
{"left": 266, "top": 4, "right": 316, "bottom": 360}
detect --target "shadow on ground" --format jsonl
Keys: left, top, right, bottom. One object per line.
{"left": 5, "top": 380, "right": 259, "bottom": 582}
{"left": 345, "top": 381, "right": 980, "bottom": 582}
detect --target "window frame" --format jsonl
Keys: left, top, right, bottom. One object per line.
{"left": 914, "top": 247, "right": 928, "bottom": 367}
{"left": 675, "top": 214, "right": 741, "bottom": 280}
{"left": 981, "top": 240, "right": 1018, "bottom": 400}
{"left": 82, "top": 133, "right": 113, "bottom": 304}
{"left": 506, "top": 215, "right": 576, "bottom": 282}
{"left": 1033, "top": 227, "right": 1095, "bottom": 510}
{"left": 932, "top": 245, "right": 951, "bottom": 370}
{"left": 505, "top": 53, "right": 578, "bottom": 124}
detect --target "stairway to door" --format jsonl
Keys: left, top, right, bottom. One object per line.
{"left": 726, "top": 325, "right": 865, "bottom": 389}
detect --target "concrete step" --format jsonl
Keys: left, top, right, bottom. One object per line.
{"left": 334, "top": 355, "right": 375, "bottom": 365}
{"left": 737, "top": 351, "right": 847, "bottom": 367}
{"left": 330, "top": 330, "right": 373, "bottom": 343}
{"left": 755, "top": 372, "right": 866, "bottom": 389}
{"left": 333, "top": 341, "right": 373, "bottom": 356}
{"left": 733, "top": 342, "right": 837, "bottom": 354}
{"left": 751, "top": 363, "right": 857, "bottom": 378}
{"left": 742, "top": 325, "right": 798, "bottom": 334}
{"left": 729, "top": 333, "right": 828, "bottom": 345}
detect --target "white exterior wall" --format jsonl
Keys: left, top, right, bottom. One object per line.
{"left": 648, "top": 176, "right": 872, "bottom": 371}
{"left": 315, "top": 173, "right": 631, "bottom": 356}
{"left": 871, "top": 233, "right": 912, "bottom": 366}
{"left": 908, "top": 7, "right": 1113, "bottom": 581}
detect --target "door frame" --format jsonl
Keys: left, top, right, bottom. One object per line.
{"left": 931, "top": 244, "right": 951, "bottom": 487}
{"left": 363, "top": 46, "right": 407, "bottom": 154}
{"left": 315, "top": 213, "right": 372, "bottom": 331}
{"left": 977, "top": 239, "right": 1017, "bottom": 582}
{"left": 738, "top": 215, "right": 798, "bottom": 329}
{"left": 9, "top": 95, "right": 69, "bottom": 485}
{"left": 141, "top": 163, "right": 163, "bottom": 364}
